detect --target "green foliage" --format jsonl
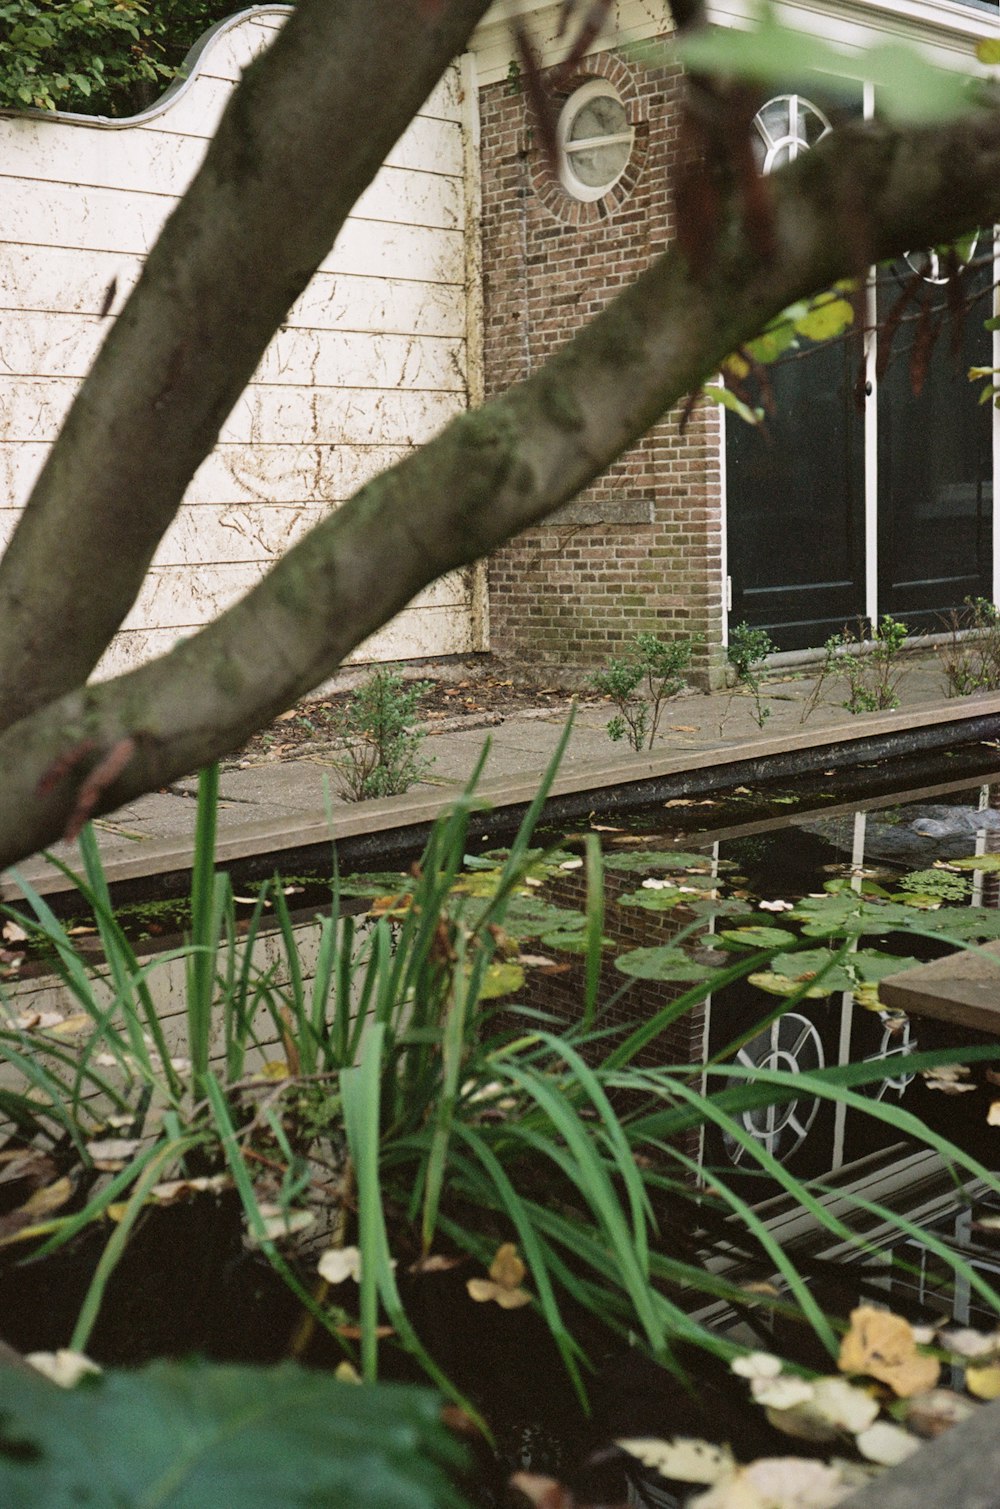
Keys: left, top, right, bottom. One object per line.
{"left": 824, "top": 615, "right": 909, "bottom": 713}
{"left": 0, "top": 0, "right": 234, "bottom": 115}
{"left": 727, "top": 621, "right": 776, "bottom": 729}
{"left": 939, "top": 597, "right": 1000, "bottom": 697}
{"left": 0, "top": 1361, "right": 469, "bottom": 1508}
{"left": 675, "top": 1, "right": 977, "bottom": 123}
{"left": 590, "top": 632, "right": 695, "bottom": 750}
{"left": 331, "top": 666, "right": 432, "bottom": 801}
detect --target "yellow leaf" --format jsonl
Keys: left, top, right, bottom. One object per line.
{"left": 617, "top": 1436, "right": 731, "bottom": 1485}
{"left": 490, "top": 1242, "right": 527, "bottom": 1290}
{"left": 967, "top": 1363, "right": 1000, "bottom": 1400}
{"left": 988, "top": 1101, "right": 1000, "bottom": 1127}
{"left": 839, "top": 1306, "right": 940, "bottom": 1397}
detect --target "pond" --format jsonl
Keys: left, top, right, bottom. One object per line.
{"left": 4, "top": 749, "right": 1000, "bottom": 1506}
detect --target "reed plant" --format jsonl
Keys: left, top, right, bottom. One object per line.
{"left": 0, "top": 732, "right": 998, "bottom": 1412}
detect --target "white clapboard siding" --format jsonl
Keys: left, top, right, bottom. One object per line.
{"left": 0, "top": 9, "right": 481, "bottom": 675}
{"left": 472, "top": 0, "right": 674, "bottom": 83}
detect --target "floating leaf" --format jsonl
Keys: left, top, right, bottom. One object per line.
{"left": 839, "top": 1306, "right": 940, "bottom": 1397}
{"left": 617, "top": 1436, "right": 732, "bottom": 1484}
{"left": 477, "top": 962, "right": 525, "bottom": 1000}
{"left": 719, "top": 926, "right": 797, "bottom": 950}
{"left": 949, "top": 853, "right": 1000, "bottom": 871}
{"left": 690, "top": 1456, "right": 848, "bottom": 1509}
{"left": 604, "top": 851, "right": 714, "bottom": 873}
{"left": 966, "top": 1363, "right": 1000, "bottom": 1400}
{"left": 855, "top": 1420, "right": 920, "bottom": 1465}
{"left": 26, "top": 1351, "right": 101, "bottom": 1388}
{"left": 467, "top": 1242, "right": 531, "bottom": 1309}
{"left": 318, "top": 1247, "right": 362, "bottom": 1286}
{"left": 903, "top": 1387, "right": 974, "bottom": 1438}
{"left": 748, "top": 972, "right": 841, "bottom": 1000}
{"left": 614, "top": 946, "right": 712, "bottom": 982}
{"left": 248, "top": 1204, "right": 316, "bottom": 1246}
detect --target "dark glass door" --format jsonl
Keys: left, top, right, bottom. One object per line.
{"left": 876, "top": 259, "right": 993, "bottom": 630}
{"left": 727, "top": 329, "right": 866, "bottom": 651}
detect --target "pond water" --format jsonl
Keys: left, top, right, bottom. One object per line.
{"left": 6, "top": 747, "right": 1000, "bottom": 1506}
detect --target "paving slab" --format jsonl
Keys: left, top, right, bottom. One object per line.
{"left": 881, "top": 940, "right": 1000, "bottom": 1035}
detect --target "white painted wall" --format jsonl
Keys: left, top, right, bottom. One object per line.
{"left": 0, "top": 7, "right": 484, "bottom": 680}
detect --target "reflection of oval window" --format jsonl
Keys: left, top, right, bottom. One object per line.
{"left": 904, "top": 236, "right": 979, "bottom": 285}
{"left": 752, "top": 93, "right": 832, "bottom": 175}
{"left": 722, "top": 1014, "right": 824, "bottom": 1164}
{"left": 558, "top": 80, "right": 634, "bottom": 201}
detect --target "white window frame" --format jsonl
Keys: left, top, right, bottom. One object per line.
{"left": 557, "top": 78, "right": 634, "bottom": 202}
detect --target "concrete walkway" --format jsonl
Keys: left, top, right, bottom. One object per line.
{"left": 9, "top": 650, "right": 1000, "bottom": 899}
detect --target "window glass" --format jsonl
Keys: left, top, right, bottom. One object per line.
{"left": 558, "top": 81, "right": 633, "bottom": 200}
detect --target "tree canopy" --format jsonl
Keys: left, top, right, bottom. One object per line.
{"left": 0, "top": 0, "right": 998, "bottom": 869}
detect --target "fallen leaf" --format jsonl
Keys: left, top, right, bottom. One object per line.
{"left": 149, "top": 1175, "right": 231, "bottom": 1205}
{"left": 466, "top": 1242, "right": 532, "bottom": 1308}
{"left": 988, "top": 1102, "right": 1000, "bottom": 1126}
{"left": 1, "top": 921, "right": 27, "bottom": 943}
{"left": 26, "top": 1350, "right": 101, "bottom": 1388}
{"left": 46, "top": 1013, "right": 93, "bottom": 1037}
{"left": 318, "top": 1246, "right": 362, "bottom": 1285}
{"left": 966, "top": 1363, "right": 1000, "bottom": 1400}
{"left": 854, "top": 1421, "right": 920, "bottom": 1465}
{"left": 334, "top": 1323, "right": 394, "bottom": 1340}
{"left": 507, "top": 1473, "right": 574, "bottom": 1509}
{"left": 408, "top": 1253, "right": 464, "bottom": 1274}
{"left": 731, "top": 1353, "right": 784, "bottom": 1381}
{"left": 617, "top": 1436, "right": 731, "bottom": 1484}
{"left": 838, "top": 1306, "right": 940, "bottom": 1397}
{"left": 86, "top": 1138, "right": 141, "bottom": 1170}
{"left": 247, "top": 1203, "right": 315, "bottom": 1245}
{"left": 903, "top": 1387, "right": 975, "bottom": 1437}
{"left": 690, "top": 1457, "right": 848, "bottom": 1509}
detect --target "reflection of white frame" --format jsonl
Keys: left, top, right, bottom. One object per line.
{"left": 557, "top": 79, "right": 634, "bottom": 202}
{"left": 722, "top": 1013, "right": 825, "bottom": 1164}
{"left": 752, "top": 93, "right": 832, "bottom": 175}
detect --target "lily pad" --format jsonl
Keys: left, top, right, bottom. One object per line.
{"left": 604, "top": 851, "right": 714, "bottom": 873}
{"left": 718, "top": 926, "right": 798, "bottom": 951}
{"left": 614, "top": 946, "right": 713, "bottom": 982}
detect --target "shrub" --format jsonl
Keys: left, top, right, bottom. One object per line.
{"left": 590, "top": 632, "right": 695, "bottom": 750}
{"left": 331, "top": 665, "right": 432, "bottom": 801}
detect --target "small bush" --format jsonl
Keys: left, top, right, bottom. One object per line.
{"left": 824, "top": 615, "right": 909, "bottom": 714}
{"left": 331, "top": 666, "right": 432, "bottom": 801}
{"left": 939, "top": 597, "right": 1000, "bottom": 697}
{"left": 726, "top": 622, "right": 776, "bottom": 729}
{"left": 590, "top": 633, "right": 695, "bottom": 750}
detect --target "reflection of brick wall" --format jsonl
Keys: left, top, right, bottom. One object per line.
{"left": 479, "top": 44, "right": 723, "bottom": 682}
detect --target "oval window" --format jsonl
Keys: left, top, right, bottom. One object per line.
{"left": 752, "top": 93, "right": 832, "bottom": 175}
{"left": 558, "top": 80, "right": 634, "bottom": 201}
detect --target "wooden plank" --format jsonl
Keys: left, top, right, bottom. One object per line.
{"left": 0, "top": 115, "right": 208, "bottom": 196}
{"left": 286, "top": 273, "right": 465, "bottom": 337}
{"left": 218, "top": 385, "right": 463, "bottom": 447}
{"left": 0, "top": 245, "right": 141, "bottom": 315}
{"left": 93, "top": 599, "right": 478, "bottom": 677}
{"left": 184, "top": 443, "right": 412, "bottom": 506}
{"left": 352, "top": 163, "right": 463, "bottom": 232}
{"left": 880, "top": 940, "right": 1000, "bottom": 1036}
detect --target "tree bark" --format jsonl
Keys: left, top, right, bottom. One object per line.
{"left": 0, "top": 0, "right": 491, "bottom": 728}
{"left": 0, "top": 98, "right": 998, "bottom": 869}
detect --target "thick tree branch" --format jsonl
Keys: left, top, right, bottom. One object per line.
{"left": 0, "top": 0, "right": 491, "bottom": 728}
{"left": 1, "top": 104, "right": 999, "bottom": 870}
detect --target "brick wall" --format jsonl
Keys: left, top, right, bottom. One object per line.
{"left": 479, "top": 43, "right": 724, "bottom": 683}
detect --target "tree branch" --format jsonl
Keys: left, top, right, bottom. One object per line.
{"left": 1, "top": 104, "right": 999, "bottom": 869}
{"left": 0, "top": 0, "right": 491, "bottom": 728}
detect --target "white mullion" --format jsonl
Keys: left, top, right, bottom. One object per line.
{"left": 863, "top": 80, "right": 879, "bottom": 625}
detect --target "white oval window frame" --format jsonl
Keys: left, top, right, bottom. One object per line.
{"left": 752, "top": 92, "right": 833, "bottom": 176}
{"left": 557, "top": 79, "right": 634, "bottom": 203}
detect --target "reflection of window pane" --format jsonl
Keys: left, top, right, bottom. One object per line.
{"left": 567, "top": 140, "right": 630, "bottom": 187}
{"left": 570, "top": 94, "right": 628, "bottom": 141}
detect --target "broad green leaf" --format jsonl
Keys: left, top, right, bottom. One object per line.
{"left": 614, "top": 945, "right": 713, "bottom": 982}
{"left": 718, "top": 926, "right": 797, "bottom": 950}
{"left": 477, "top": 962, "right": 525, "bottom": 999}
{"left": 702, "top": 384, "right": 763, "bottom": 426}
{"left": 792, "top": 296, "right": 854, "bottom": 343}
{"left": 0, "top": 1361, "right": 470, "bottom": 1508}
{"left": 618, "top": 886, "right": 689, "bottom": 911}
{"left": 604, "top": 852, "right": 714, "bottom": 873}
{"left": 749, "top": 971, "right": 841, "bottom": 999}
{"left": 765, "top": 948, "right": 852, "bottom": 992}
{"left": 852, "top": 949, "right": 922, "bottom": 983}
{"left": 950, "top": 853, "right": 1000, "bottom": 872}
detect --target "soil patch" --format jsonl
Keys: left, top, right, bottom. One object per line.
{"left": 234, "top": 661, "right": 593, "bottom": 765}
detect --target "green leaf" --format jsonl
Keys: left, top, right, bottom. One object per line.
{"left": 0, "top": 1361, "right": 470, "bottom": 1507}
{"left": 792, "top": 296, "right": 854, "bottom": 343}
{"left": 614, "top": 945, "right": 712, "bottom": 981}
{"left": 749, "top": 970, "right": 843, "bottom": 999}
{"left": 718, "top": 925, "right": 797, "bottom": 950}
{"left": 702, "top": 384, "right": 763, "bottom": 426}
{"left": 950, "top": 853, "right": 1000, "bottom": 872}
{"left": 604, "top": 851, "right": 714, "bottom": 873}
{"left": 976, "top": 37, "right": 1000, "bottom": 65}
{"left": 617, "top": 886, "right": 689, "bottom": 911}
{"left": 477, "top": 961, "right": 525, "bottom": 999}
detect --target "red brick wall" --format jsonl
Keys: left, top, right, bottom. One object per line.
{"left": 479, "top": 43, "right": 724, "bottom": 683}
